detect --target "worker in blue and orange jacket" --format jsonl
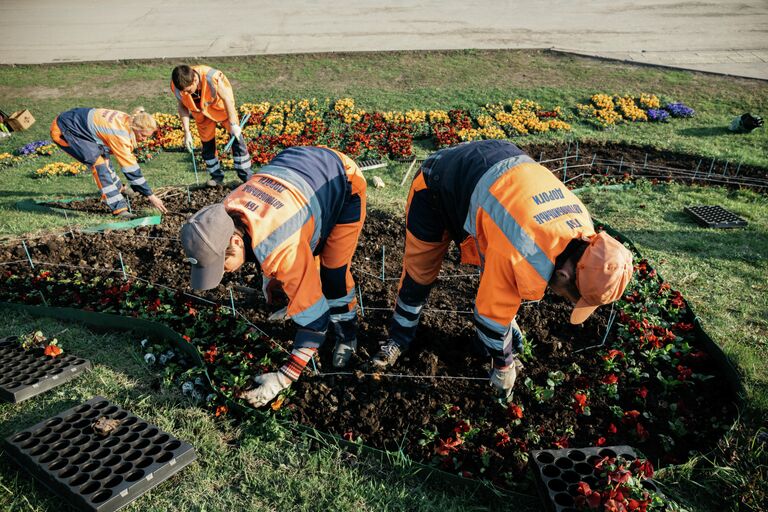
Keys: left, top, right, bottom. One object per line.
{"left": 171, "top": 64, "right": 252, "bottom": 187}
{"left": 50, "top": 107, "right": 168, "bottom": 218}
{"left": 180, "top": 146, "right": 367, "bottom": 407}
{"left": 372, "top": 140, "right": 633, "bottom": 400}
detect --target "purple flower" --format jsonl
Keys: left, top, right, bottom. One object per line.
{"left": 16, "top": 140, "right": 51, "bottom": 156}
{"left": 646, "top": 109, "right": 670, "bottom": 122}
{"left": 664, "top": 102, "right": 695, "bottom": 118}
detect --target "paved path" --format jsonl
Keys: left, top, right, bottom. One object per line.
{"left": 1, "top": 0, "right": 766, "bottom": 79}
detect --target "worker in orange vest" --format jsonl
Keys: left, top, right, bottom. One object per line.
{"left": 373, "top": 140, "right": 633, "bottom": 400}
{"left": 181, "top": 146, "right": 367, "bottom": 407}
{"left": 171, "top": 64, "right": 253, "bottom": 187}
{"left": 50, "top": 107, "right": 168, "bottom": 218}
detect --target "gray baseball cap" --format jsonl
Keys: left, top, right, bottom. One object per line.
{"left": 180, "top": 204, "right": 236, "bottom": 290}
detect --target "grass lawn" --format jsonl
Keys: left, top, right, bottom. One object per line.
{"left": 0, "top": 50, "right": 766, "bottom": 511}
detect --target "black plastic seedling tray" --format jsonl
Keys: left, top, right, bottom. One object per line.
{"left": 684, "top": 205, "right": 747, "bottom": 229}
{"left": 357, "top": 158, "right": 388, "bottom": 171}
{"left": 0, "top": 336, "right": 91, "bottom": 403}
{"left": 529, "top": 445, "right": 663, "bottom": 512}
{"left": 5, "top": 396, "right": 196, "bottom": 511}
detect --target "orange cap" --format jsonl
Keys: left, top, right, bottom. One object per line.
{"left": 570, "top": 232, "right": 633, "bottom": 324}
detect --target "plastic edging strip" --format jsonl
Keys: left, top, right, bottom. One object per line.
{"left": 15, "top": 199, "right": 162, "bottom": 233}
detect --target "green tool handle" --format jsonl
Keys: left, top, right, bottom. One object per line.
{"left": 222, "top": 112, "right": 251, "bottom": 153}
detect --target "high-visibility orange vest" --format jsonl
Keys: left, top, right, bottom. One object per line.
{"left": 170, "top": 65, "right": 231, "bottom": 123}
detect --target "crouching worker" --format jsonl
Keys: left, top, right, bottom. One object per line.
{"left": 374, "top": 140, "right": 633, "bottom": 400}
{"left": 50, "top": 108, "right": 168, "bottom": 218}
{"left": 181, "top": 146, "right": 367, "bottom": 407}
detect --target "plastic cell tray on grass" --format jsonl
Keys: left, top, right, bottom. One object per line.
{"left": 0, "top": 336, "right": 91, "bottom": 403}
{"left": 356, "top": 159, "right": 388, "bottom": 171}
{"left": 684, "top": 205, "right": 747, "bottom": 229}
{"left": 5, "top": 396, "right": 196, "bottom": 512}
{"left": 529, "top": 445, "right": 663, "bottom": 512}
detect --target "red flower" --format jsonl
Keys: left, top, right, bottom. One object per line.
{"left": 453, "top": 420, "right": 471, "bottom": 434}
{"left": 635, "top": 422, "right": 650, "bottom": 441}
{"left": 601, "top": 374, "right": 619, "bottom": 385}
{"left": 603, "top": 349, "right": 624, "bottom": 361}
{"left": 435, "top": 436, "right": 463, "bottom": 456}
{"left": 632, "top": 458, "right": 654, "bottom": 478}
{"left": 604, "top": 499, "right": 627, "bottom": 512}
{"left": 623, "top": 410, "right": 641, "bottom": 424}
{"left": 343, "top": 431, "right": 355, "bottom": 441}
{"left": 553, "top": 436, "right": 570, "bottom": 449}
{"left": 182, "top": 335, "right": 191, "bottom": 342}
{"left": 608, "top": 423, "right": 618, "bottom": 434}
{"left": 596, "top": 436, "right": 607, "bottom": 446}
{"left": 676, "top": 364, "right": 693, "bottom": 381}
{"left": 636, "top": 386, "right": 648, "bottom": 399}
{"left": 669, "top": 291, "right": 686, "bottom": 309}
{"left": 495, "top": 430, "right": 511, "bottom": 447}
{"left": 204, "top": 345, "right": 218, "bottom": 364}
{"left": 572, "top": 392, "right": 588, "bottom": 414}
{"left": 507, "top": 403, "right": 524, "bottom": 419}
{"left": 215, "top": 405, "right": 228, "bottom": 417}
{"left": 43, "top": 344, "right": 62, "bottom": 357}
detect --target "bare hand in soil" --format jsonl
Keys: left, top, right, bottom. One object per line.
{"left": 92, "top": 416, "right": 121, "bottom": 436}
{"left": 146, "top": 194, "right": 168, "bottom": 214}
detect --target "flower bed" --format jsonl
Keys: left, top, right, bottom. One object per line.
{"left": 0, "top": 177, "right": 738, "bottom": 491}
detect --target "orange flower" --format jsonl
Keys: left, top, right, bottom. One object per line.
{"left": 44, "top": 344, "right": 62, "bottom": 357}
{"left": 271, "top": 396, "right": 285, "bottom": 411}
{"left": 215, "top": 405, "right": 228, "bottom": 417}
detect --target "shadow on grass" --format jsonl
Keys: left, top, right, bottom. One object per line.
{"left": 677, "top": 126, "right": 732, "bottom": 137}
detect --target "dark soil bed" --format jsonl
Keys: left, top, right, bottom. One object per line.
{"left": 1, "top": 142, "right": 741, "bottom": 486}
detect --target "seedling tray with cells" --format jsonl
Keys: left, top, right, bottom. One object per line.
{"left": 684, "top": 205, "right": 747, "bottom": 228}
{"left": 0, "top": 335, "right": 91, "bottom": 403}
{"left": 529, "top": 445, "right": 663, "bottom": 512}
{"left": 4, "top": 396, "right": 196, "bottom": 512}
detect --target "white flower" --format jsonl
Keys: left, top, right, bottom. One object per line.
{"left": 144, "top": 353, "right": 156, "bottom": 365}
{"left": 181, "top": 381, "right": 195, "bottom": 396}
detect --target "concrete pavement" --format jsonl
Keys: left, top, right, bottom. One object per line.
{"left": 1, "top": 1, "right": 766, "bottom": 79}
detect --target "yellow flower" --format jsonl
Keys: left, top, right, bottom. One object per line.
{"left": 639, "top": 93, "right": 660, "bottom": 109}
{"left": 428, "top": 110, "right": 450, "bottom": 124}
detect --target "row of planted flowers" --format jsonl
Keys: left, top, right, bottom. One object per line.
{"left": 0, "top": 227, "right": 732, "bottom": 491}
{"left": 1, "top": 94, "right": 695, "bottom": 176}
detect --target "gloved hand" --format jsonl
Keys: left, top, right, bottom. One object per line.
{"left": 184, "top": 131, "right": 194, "bottom": 153}
{"left": 267, "top": 306, "right": 289, "bottom": 322}
{"left": 332, "top": 337, "right": 357, "bottom": 368}
{"left": 730, "top": 113, "right": 764, "bottom": 133}
{"left": 242, "top": 372, "right": 292, "bottom": 407}
{"left": 261, "top": 275, "right": 282, "bottom": 305}
{"left": 230, "top": 122, "right": 243, "bottom": 140}
{"left": 489, "top": 358, "right": 524, "bottom": 401}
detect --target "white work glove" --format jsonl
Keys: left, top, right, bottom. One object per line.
{"left": 489, "top": 358, "right": 524, "bottom": 401}
{"left": 184, "top": 131, "right": 194, "bottom": 153}
{"left": 242, "top": 372, "right": 292, "bottom": 408}
{"left": 229, "top": 122, "right": 242, "bottom": 140}
{"left": 267, "top": 306, "right": 289, "bottom": 323}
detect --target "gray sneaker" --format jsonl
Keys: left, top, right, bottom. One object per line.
{"left": 332, "top": 338, "right": 357, "bottom": 368}
{"left": 114, "top": 210, "right": 137, "bottom": 220}
{"left": 119, "top": 185, "right": 137, "bottom": 198}
{"left": 372, "top": 340, "right": 402, "bottom": 369}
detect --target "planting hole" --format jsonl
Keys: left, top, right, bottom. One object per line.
{"left": 45, "top": 417, "right": 64, "bottom": 428}
{"left": 30, "top": 445, "right": 47, "bottom": 457}
{"left": 133, "top": 439, "right": 150, "bottom": 450}
{"left": 156, "top": 451, "right": 173, "bottom": 463}
{"left": 112, "top": 426, "right": 129, "bottom": 437}
{"left": 91, "top": 489, "right": 113, "bottom": 503}
{"left": 72, "top": 420, "right": 90, "bottom": 430}
{"left": 38, "top": 453, "right": 57, "bottom": 464}
{"left": 163, "top": 440, "right": 181, "bottom": 451}
{"left": 82, "top": 442, "right": 100, "bottom": 453}
{"left": 122, "top": 417, "right": 138, "bottom": 427}
{"left": 555, "top": 457, "right": 573, "bottom": 469}
{"left": 536, "top": 452, "right": 555, "bottom": 464}
{"left": 562, "top": 471, "right": 580, "bottom": 483}
{"left": 103, "top": 455, "right": 121, "bottom": 467}
{"left": 41, "top": 433, "right": 61, "bottom": 444}
{"left": 49, "top": 459, "right": 68, "bottom": 471}
{"left": 71, "top": 454, "right": 88, "bottom": 465}
{"left": 125, "top": 470, "right": 144, "bottom": 482}
{"left": 125, "top": 450, "right": 142, "bottom": 462}
{"left": 58, "top": 466, "right": 78, "bottom": 479}
{"left": 102, "top": 437, "right": 119, "bottom": 448}
{"left": 102, "top": 405, "right": 119, "bottom": 415}
{"left": 12, "top": 432, "right": 31, "bottom": 444}
{"left": 568, "top": 450, "right": 586, "bottom": 461}
{"left": 575, "top": 462, "right": 592, "bottom": 475}
{"left": 20, "top": 437, "right": 40, "bottom": 450}
{"left": 548, "top": 479, "right": 567, "bottom": 492}
{"left": 542, "top": 465, "right": 560, "bottom": 478}
{"left": 94, "top": 449, "right": 111, "bottom": 460}
{"left": 92, "top": 468, "right": 111, "bottom": 480}
{"left": 93, "top": 400, "right": 109, "bottom": 409}
{"left": 620, "top": 453, "right": 636, "bottom": 461}
{"left": 104, "top": 476, "right": 122, "bottom": 489}
{"left": 598, "top": 448, "right": 617, "bottom": 458}
{"left": 51, "top": 440, "right": 69, "bottom": 452}
{"left": 84, "top": 410, "right": 100, "bottom": 420}
{"left": 73, "top": 435, "right": 89, "bottom": 446}
{"left": 113, "top": 411, "right": 128, "bottom": 420}
{"left": 63, "top": 413, "right": 81, "bottom": 423}
{"left": 132, "top": 422, "right": 148, "bottom": 432}
{"left": 123, "top": 433, "right": 139, "bottom": 443}
{"left": 75, "top": 404, "right": 91, "bottom": 414}
{"left": 81, "top": 461, "right": 99, "bottom": 473}
{"left": 79, "top": 481, "right": 100, "bottom": 495}
{"left": 142, "top": 427, "right": 159, "bottom": 439}
{"left": 145, "top": 445, "right": 161, "bottom": 457}
{"left": 154, "top": 434, "right": 170, "bottom": 444}
{"left": 554, "top": 493, "right": 574, "bottom": 506}
{"left": 63, "top": 430, "right": 79, "bottom": 440}
{"left": 114, "top": 463, "right": 132, "bottom": 474}
{"left": 33, "top": 427, "right": 52, "bottom": 438}
{"left": 6, "top": 381, "right": 22, "bottom": 389}
{"left": 136, "top": 457, "right": 153, "bottom": 469}
{"left": 69, "top": 473, "right": 88, "bottom": 486}
{"left": 61, "top": 447, "right": 79, "bottom": 458}
{"left": 112, "top": 444, "right": 130, "bottom": 456}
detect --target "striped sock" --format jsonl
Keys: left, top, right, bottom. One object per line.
{"left": 279, "top": 347, "right": 318, "bottom": 381}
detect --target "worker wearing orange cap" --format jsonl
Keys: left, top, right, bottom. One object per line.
{"left": 171, "top": 64, "right": 252, "bottom": 186}
{"left": 373, "top": 140, "right": 633, "bottom": 400}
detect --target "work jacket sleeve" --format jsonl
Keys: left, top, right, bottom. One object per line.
{"left": 261, "top": 238, "right": 329, "bottom": 349}
{"left": 474, "top": 246, "right": 522, "bottom": 366}
{"left": 109, "top": 138, "right": 152, "bottom": 197}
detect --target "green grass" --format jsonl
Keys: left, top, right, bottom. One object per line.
{"left": 1, "top": 50, "right": 766, "bottom": 237}
{"left": 0, "top": 314, "right": 521, "bottom": 512}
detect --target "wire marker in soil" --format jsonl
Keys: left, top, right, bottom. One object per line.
{"left": 5, "top": 396, "right": 197, "bottom": 512}
{"left": 683, "top": 205, "right": 748, "bottom": 229}
{"left": 0, "top": 336, "right": 91, "bottom": 403}
{"left": 529, "top": 445, "right": 662, "bottom": 512}
{"left": 356, "top": 159, "right": 388, "bottom": 171}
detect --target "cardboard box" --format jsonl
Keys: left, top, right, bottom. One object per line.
{"left": 8, "top": 110, "right": 35, "bottom": 131}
